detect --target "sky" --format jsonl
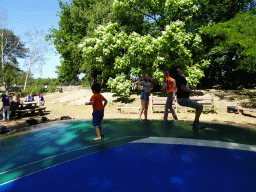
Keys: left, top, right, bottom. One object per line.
{"left": 0, "top": 0, "right": 66, "bottom": 79}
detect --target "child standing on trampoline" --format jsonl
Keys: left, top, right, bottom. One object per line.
{"left": 135, "top": 74, "right": 157, "bottom": 121}
{"left": 85, "top": 83, "right": 108, "bottom": 140}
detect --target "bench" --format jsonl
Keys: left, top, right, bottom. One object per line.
{"left": 150, "top": 93, "right": 214, "bottom": 113}
{"left": 14, "top": 106, "right": 46, "bottom": 116}
{"left": 150, "top": 94, "right": 178, "bottom": 114}
{"left": 185, "top": 93, "right": 214, "bottom": 112}
{"left": 238, "top": 108, "right": 256, "bottom": 115}
{"left": 116, "top": 107, "right": 141, "bottom": 113}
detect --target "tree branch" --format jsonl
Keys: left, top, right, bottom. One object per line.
{"left": 130, "top": 5, "right": 165, "bottom": 31}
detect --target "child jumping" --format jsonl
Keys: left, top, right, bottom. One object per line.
{"left": 85, "top": 83, "right": 108, "bottom": 140}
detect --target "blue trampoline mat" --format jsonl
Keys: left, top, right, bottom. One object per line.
{"left": 1, "top": 140, "right": 256, "bottom": 192}
{"left": 1, "top": 119, "right": 256, "bottom": 192}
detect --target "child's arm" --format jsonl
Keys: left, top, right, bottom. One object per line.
{"left": 173, "top": 81, "right": 177, "bottom": 93}
{"left": 103, "top": 98, "right": 108, "bottom": 108}
{"left": 135, "top": 79, "right": 143, "bottom": 85}
{"left": 85, "top": 101, "right": 95, "bottom": 105}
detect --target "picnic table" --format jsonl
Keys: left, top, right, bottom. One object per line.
{"left": 12, "top": 101, "right": 46, "bottom": 117}
{"left": 22, "top": 101, "right": 38, "bottom": 108}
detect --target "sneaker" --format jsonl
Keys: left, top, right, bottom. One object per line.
{"left": 193, "top": 122, "right": 206, "bottom": 129}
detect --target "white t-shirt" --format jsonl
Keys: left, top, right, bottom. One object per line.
{"left": 140, "top": 81, "right": 151, "bottom": 94}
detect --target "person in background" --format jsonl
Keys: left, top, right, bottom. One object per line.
{"left": 28, "top": 92, "right": 34, "bottom": 102}
{"left": 85, "top": 83, "right": 108, "bottom": 141}
{"left": 2, "top": 93, "right": 10, "bottom": 121}
{"left": 8, "top": 93, "right": 14, "bottom": 111}
{"left": 25, "top": 94, "right": 29, "bottom": 102}
{"left": 38, "top": 92, "right": 45, "bottom": 106}
{"left": 135, "top": 74, "right": 157, "bottom": 121}
{"left": 169, "top": 67, "right": 205, "bottom": 129}
{"left": 12, "top": 93, "right": 21, "bottom": 111}
{"left": 161, "top": 70, "right": 178, "bottom": 121}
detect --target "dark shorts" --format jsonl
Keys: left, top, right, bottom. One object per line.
{"left": 177, "top": 98, "right": 200, "bottom": 109}
{"left": 92, "top": 109, "right": 104, "bottom": 128}
{"left": 140, "top": 91, "right": 150, "bottom": 100}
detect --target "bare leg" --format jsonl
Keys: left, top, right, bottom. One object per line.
{"left": 93, "top": 127, "right": 102, "bottom": 140}
{"left": 99, "top": 124, "right": 104, "bottom": 137}
{"left": 195, "top": 104, "right": 203, "bottom": 122}
{"left": 139, "top": 99, "right": 145, "bottom": 119}
{"left": 144, "top": 100, "right": 149, "bottom": 120}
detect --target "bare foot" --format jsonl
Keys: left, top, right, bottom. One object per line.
{"left": 138, "top": 118, "right": 143, "bottom": 122}
{"left": 93, "top": 137, "right": 102, "bottom": 141}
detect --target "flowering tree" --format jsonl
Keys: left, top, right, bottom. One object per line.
{"left": 78, "top": 21, "right": 210, "bottom": 87}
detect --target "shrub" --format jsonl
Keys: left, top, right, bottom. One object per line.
{"left": 106, "top": 74, "right": 132, "bottom": 97}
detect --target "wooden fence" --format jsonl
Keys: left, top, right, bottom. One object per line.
{"left": 57, "top": 86, "right": 89, "bottom": 92}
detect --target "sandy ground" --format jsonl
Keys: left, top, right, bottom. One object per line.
{"left": 1, "top": 88, "right": 256, "bottom": 136}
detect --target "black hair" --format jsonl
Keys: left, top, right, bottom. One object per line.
{"left": 169, "top": 66, "right": 181, "bottom": 79}
{"left": 91, "top": 83, "right": 101, "bottom": 93}
{"left": 2, "top": 93, "right": 6, "bottom": 98}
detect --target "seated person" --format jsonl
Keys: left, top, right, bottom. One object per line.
{"left": 37, "top": 92, "right": 45, "bottom": 106}
{"left": 28, "top": 92, "right": 34, "bottom": 102}
{"left": 25, "top": 94, "right": 29, "bottom": 102}
{"left": 12, "top": 93, "right": 21, "bottom": 110}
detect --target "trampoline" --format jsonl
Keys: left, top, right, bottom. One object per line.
{"left": 0, "top": 119, "right": 256, "bottom": 192}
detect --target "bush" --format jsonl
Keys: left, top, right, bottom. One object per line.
{"left": 82, "top": 81, "right": 90, "bottom": 88}
{"left": 22, "top": 86, "right": 44, "bottom": 96}
{"left": 106, "top": 74, "right": 132, "bottom": 97}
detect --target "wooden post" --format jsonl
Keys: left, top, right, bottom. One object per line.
{"left": 150, "top": 93, "right": 153, "bottom": 113}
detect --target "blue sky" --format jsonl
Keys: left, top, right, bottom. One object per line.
{"left": 0, "top": 0, "right": 66, "bottom": 79}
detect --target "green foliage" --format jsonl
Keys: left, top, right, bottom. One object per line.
{"left": 46, "top": 0, "right": 143, "bottom": 83}
{"left": 46, "top": 1, "right": 83, "bottom": 83}
{"left": 200, "top": 9, "right": 256, "bottom": 72}
{"left": 22, "top": 87, "right": 43, "bottom": 97}
{"left": 81, "top": 81, "right": 90, "bottom": 88}
{"left": 0, "top": 28, "right": 28, "bottom": 88}
{"left": 106, "top": 74, "right": 132, "bottom": 97}
{"left": 79, "top": 22, "right": 210, "bottom": 86}
{"left": 48, "top": 78, "right": 59, "bottom": 92}
{"left": 48, "top": 0, "right": 256, "bottom": 89}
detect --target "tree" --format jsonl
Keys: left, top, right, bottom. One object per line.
{"left": 0, "top": 11, "right": 27, "bottom": 90}
{"left": 78, "top": 22, "right": 210, "bottom": 86}
{"left": 23, "top": 30, "right": 51, "bottom": 91}
{"left": 198, "top": 9, "right": 256, "bottom": 89}
{"left": 112, "top": 0, "right": 256, "bottom": 88}
{"left": 4, "top": 62, "right": 21, "bottom": 86}
{"left": 46, "top": 0, "right": 144, "bottom": 83}
{"left": 200, "top": 9, "right": 256, "bottom": 72}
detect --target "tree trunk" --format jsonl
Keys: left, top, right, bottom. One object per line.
{"left": 23, "top": 70, "right": 29, "bottom": 91}
{"left": 1, "top": 28, "right": 6, "bottom": 91}
{"left": 23, "top": 57, "right": 33, "bottom": 91}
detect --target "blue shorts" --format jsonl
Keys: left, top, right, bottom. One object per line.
{"left": 92, "top": 109, "right": 104, "bottom": 128}
{"left": 140, "top": 91, "right": 150, "bottom": 100}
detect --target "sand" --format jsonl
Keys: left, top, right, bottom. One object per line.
{"left": 1, "top": 88, "right": 256, "bottom": 136}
